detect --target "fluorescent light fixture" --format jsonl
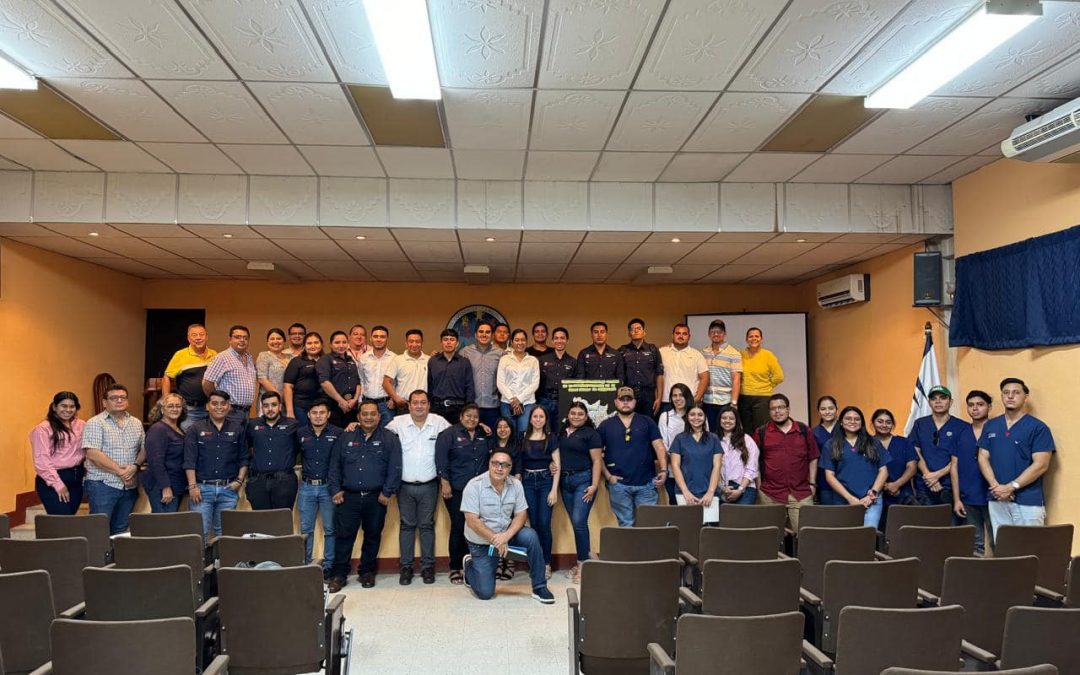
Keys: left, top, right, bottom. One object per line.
{"left": 362, "top": 0, "right": 441, "bottom": 100}
{"left": 0, "top": 52, "right": 36, "bottom": 90}
{"left": 865, "top": 1, "right": 1040, "bottom": 109}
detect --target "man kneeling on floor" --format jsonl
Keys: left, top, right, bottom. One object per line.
{"left": 461, "top": 449, "right": 555, "bottom": 604}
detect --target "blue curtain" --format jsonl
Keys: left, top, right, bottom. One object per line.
{"left": 950, "top": 224, "right": 1080, "bottom": 350}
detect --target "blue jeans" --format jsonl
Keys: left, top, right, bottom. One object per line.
{"left": 464, "top": 527, "right": 547, "bottom": 600}
{"left": 500, "top": 402, "right": 535, "bottom": 434}
{"left": 180, "top": 406, "right": 208, "bottom": 432}
{"left": 607, "top": 480, "right": 658, "bottom": 527}
{"left": 225, "top": 408, "right": 250, "bottom": 426}
{"left": 478, "top": 407, "right": 500, "bottom": 432}
{"left": 292, "top": 405, "right": 310, "bottom": 428}
{"left": 560, "top": 471, "right": 595, "bottom": 562}
{"left": 963, "top": 503, "right": 993, "bottom": 555}
{"left": 190, "top": 484, "right": 239, "bottom": 538}
{"left": 522, "top": 470, "right": 555, "bottom": 564}
{"left": 85, "top": 480, "right": 139, "bottom": 534}
{"left": 988, "top": 501, "right": 1046, "bottom": 538}
{"left": 146, "top": 486, "right": 181, "bottom": 513}
{"left": 863, "top": 501, "right": 884, "bottom": 529}
{"left": 732, "top": 486, "right": 759, "bottom": 505}
{"left": 298, "top": 481, "right": 335, "bottom": 570}
{"left": 370, "top": 399, "right": 393, "bottom": 428}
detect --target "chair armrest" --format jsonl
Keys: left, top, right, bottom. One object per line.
{"left": 202, "top": 655, "right": 229, "bottom": 675}
{"left": 802, "top": 639, "right": 833, "bottom": 674}
{"left": 647, "top": 642, "right": 675, "bottom": 675}
{"left": 678, "top": 586, "right": 703, "bottom": 613}
{"left": 785, "top": 527, "right": 796, "bottom": 539}
{"left": 1035, "top": 585, "right": 1066, "bottom": 606}
{"left": 917, "top": 588, "right": 941, "bottom": 607}
{"left": 195, "top": 595, "right": 219, "bottom": 619}
{"left": 27, "top": 663, "right": 53, "bottom": 675}
{"left": 102, "top": 562, "right": 117, "bottom": 569}
{"left": 326, "top": 593, "right": 345, "bottom": 618}
{"left": 874, "top": 550, "right": 892, "bottom": 561}
{"left": 58, "top": 602, "right": 85, "bottom": 619}
{"left": 799, "top": 587, "right": 822, "bottom": 607}
{"left": 876, "top": 530, "right": 885, "bottom": 553}
{"left": 678, "top": 550, "right": 699, "bottom": 568}
{"left": 777, "top": 551, "right": 794, "bottom": 560}
{"left": 961, "top": 639, "right": 999, "bottom": 664}
{"left": 567, "top": 588, "right": 579, "bottom": 609}
{"left": 568, "top": 588, "right": 581, "bottom": 675}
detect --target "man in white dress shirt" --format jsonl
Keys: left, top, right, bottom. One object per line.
{"left": 384, "top": 329, "right": 430, "bottom": 417}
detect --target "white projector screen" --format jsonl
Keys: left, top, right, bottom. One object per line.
{"left": 685, "top": 313, "right": 810, "bottom": 423}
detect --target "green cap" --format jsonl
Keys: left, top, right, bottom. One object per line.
{"left": 928, "top": 385, "right": 951, "bottom": 398}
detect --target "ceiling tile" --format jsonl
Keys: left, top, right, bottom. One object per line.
{"left": 632, "top": 264, "right": 717, "bottom": 284}
{"left": 518, "top": 242, "right": 579, "bottom": 263}
{"left": 52, "top": 0, "right": 234, "bottom": 80}
{"left": 150, "top": 81, "right": 288, "bottom": 144}
{"left": 142, "top": 237, "right": 234, "bottom": 258}
{"left": 105, "top": 173, "right": 177, "bottom": 224}
{"left": 524, "top": 181, "right": 588, "bottom": 230}
{"left": 856, "top": 155, "right": 962, "bottom": 184}
{"left": 591, "top": 152, "right": 672, "bottom": 182}
{"left": 399, "top": 240, "right": 462, "bottom": 263}
{"left": 181, "top": 223, "right": 257, "bottom": 238}
{"left": 269, "top": 238, "right": 350, "bottom": 261}
{"left": 516, "top": 264, "right": 567, "bottom": 281}
{"left": 360, "top": 262, "right": 419, "bottom": 281}
{"left": 145, "top": 258, "right": 215, "bottom": 275}
{"left": 910, "top": 98, "right": 1064, "bottom": 156}
{"left": 654, "top": 184, "right": 718, "bottom": 232}
{"left": 0, "top": 0, "right": 131, "bottom": 78}
{"left": 320, "top": 178, "right": 388, "bottom": 227}
{"left": 522, "top": 229, "right": 586, "bottom": 243}
{"left": 0, "top": 156, "right": 26, "bottom": 170}
{"left": 723, "top": 153, "right": 821, "bottom": 182}
{"left": 589, "top": 182, "right": 652, "bottom": 231}
{"left": 309, "top": 260, "right": 374, "bottom": 280}
{"left": 830, "top": 232, "right": 902, "bottom": 244}
{"left": 834, "top": 97, "right": 990, "bottom": 155}
{"left": 538, "top": 0, "right": 665, "bottom": 90}
{"left": 524, "top": 151, "right": 599, "bottom": 181}
{"left": 430, "top": 0, "right": 543, "bottom": 88}
{"left": 299, "top": 146, "right": 383, "bottom": 178}
{"left": 299, "top": 0, "right": 385, "bottom": 85}
{"left": 48, "top": 79, "right": 204, "bottom": 143}
{"left": 462, "top": 241, "right": 519, "bottom": 264}
{"left": 788, "top": 242, "right": 877, "bottom": 265}
{"left": 74, "top": 235, "right": 178, "bottom": 258}
{"left": 111, "top": 223, "right": 192, "bottom": 237}
{"left": 790, "top": 154, "right": 892, "bottom": 183}
{"left": 40, "top": 222, "right": 123, "bottom": 237}
{"left": 139, "top": 143, "right": 243, "bottom": 174}
{"left": 659, "top": 153, "right": 745, "bottom": 182}
{"left": 443, "top": 89, "right": 533, "bottom": 150}
{"left": 676, "top": 242, "right": 759, "bottom": 265}
{"left": 253, "top": 225, "right": 325, "bottom": 239}
{"left": 685, "top": 93, "right": 810, "bottom": 152}
{"left": 0, "top": 223, "right": 52, "bottom": 236}
{"left": 321, "top": 226, "right": 392, "bottom": 241}
{"left": 214, "top": 237, "right": 294, "bottom": 260}
{"left": 708, "top": 231, "right": 776, "bottom": 243}
{"left": 530, "top": 90, "right": 625, "bottom": 150}
{"left": 746, "top": 263, "right": 829, "bottom": 283}
{"left": 562, "top": 263, "right": 617, "bottom": 282}
{"left": 191, "top": 259, "right": 262, "bottom": 277}
{"left": 700, "top": 264, "right": 773, "bottom": 283}
{"left": 0, "top": 112, "right": 41, "bottom": 139}
{"left": 1009, "top": 49, "right": 1080, "bottom": 99}
{"left": 55, "top": 140, "right": 171, "bottom": 173}
{"left": 389, "top": 179, "right": 455, "bottom": 228}
{"left": 8, "top": 236, "right": 117, "bottom": 258}
{"left": 219, "top": 145, "right": 313, "bottom": 176}
{"left": 82, "top": 257, "right": 175, "bottom": 277}
{"left": 377, "top": 148, "right": 455, "bottom": 179}
{"left": 772, "top": 231, "right": 837, "bottom": 243}
{"left": 584, "top": 232, "right": 649, "bottom": 244}
{"left": 248, "top": 83, "right": 371, "bottom": 146}
{"left": 176, "top": 0, "right": 335, "bottom": 81}
{"left": 571, "top": 242, "right": 638, "bottom": 263}
{"left": 249, "top": 176, "right": 316, "bottom": 225}
{"left": 920, "top": 155, "right": 998, "bottom": 184}
{"left": 606, "top": 91, "right": 716, "bottom": 151}
{"left": 645, "top": 231, "right": 712, "bottom": 243}
{"left": 732, "top": 242, "right": 817, "bottom": 265}
{"left": 336, "top": 238, "right": 408, "bottom": 262}
{"left": 454, "top": 150, "right": 526, "bottom": 180}
{"left": 0, "top": 140, "right": 97, "bottom": 171}
{"left": 728, "top": 0, "right": 909, "bottom": 92}
{"left": 624, "top": 242, "right": 698, "bottom": 264}
{"left": 393, "top": 227, "right": 458, "bottom": 242}
{"left": 635, "top": 0, "right": 788, "bottom": 91}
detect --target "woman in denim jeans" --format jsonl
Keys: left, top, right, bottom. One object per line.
{"left": 519, "top": 406, "right": 560, "bottom": 580}
{"left": 556, "top": 401, "right": 603, "bottom": 583}
{"left": 820, "top": 406, "right": 890, "bottom": 529}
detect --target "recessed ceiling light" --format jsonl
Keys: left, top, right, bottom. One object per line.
{"left": 671, "top": 238, "right": 681, "bottom": 243}
{"left": 88, "top": 232, "right": 99, "bottom": 237}
{"left": 355, "top": 235, "right": 366, "bottom": 240}
{"left": 223, "top": 234, "right": 233, "bottom": 239}
{"left": 484, "top": 237, "right": 496, "bottom": 242}
{"left": 796, "top": 238, "right": 807, "bottom": 243}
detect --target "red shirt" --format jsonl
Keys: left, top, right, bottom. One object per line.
{"left": 759, "top": 420, "right": 820, "bottom": 502}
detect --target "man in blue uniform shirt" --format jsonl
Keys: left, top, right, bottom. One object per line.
{"left": 951, "top": 390, "right": 993, "bottom": 555}
{"left": 183, "top": 390, "right": 248, "bottom": 538}
{"left": 536, "top": 327, "right": 576, "bottom": 425}
{"left": 573, "top": 321, "right": 625, "bottom": 384}
{"left": 245, "top": 391, "right": 299, "bottom": 510}
{"left": 910, "top": 385, "right": 968, "bottom": 523}
{"left": 297, "top": 399, "right": 340, "bottom": 576}
{"left": 597, "top": 386, "right": 668, "bottom": 526}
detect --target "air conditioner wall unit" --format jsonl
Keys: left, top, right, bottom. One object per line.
{"left": 1002, "top": 98, "right": 1080, "bottom": 162}
{"left": 817, "top": 274, "right": 870, "bottom": 309}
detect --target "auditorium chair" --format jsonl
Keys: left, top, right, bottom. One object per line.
{"left": 0, "top": 514, "right": 9, "bottom": 539}
{"left": 217, "top": 565, "right": 350, "bottom": 675}
{"left": 647, "top": 612, "right": 805, "bottom": 675}
{"left": 69, "top": 565, "right": 220, "bottom": 673}
{"left": 113, "top": 534, "right": 213, "bottom": 604}
{"left": 1067, "top": 557, "right": 1080, "bottom": 608}
{"left": 880, "top": 504, "right": 953, "bottom": 553}
{"left": 216, "top": 534, "right": 306, "bottom": 569}
{"left": 802, "top": 605, "right": 964, "bottom": 675}
{"left": 220, "top": 508, "right": 295, "bottom": 537}
{"left": 999, "top": 607, "right": 1080, "bottom": 674}
{"left": 568, "top": 559, "right": 680, "bottom": 674}
{"left": 34, "top": 514, "right": 112, "bottom": 567}
{"left": 128, "top": 511, "right": 204, "bottom": 538}
{"left": 797, "top": 505, "right": 865, "bottom": 531}
{"left": 882, "top": 525, "right": 976, "bottom": 599}
{"left": 937, "top": 555, "right": 1038, "bottom": 669}
{"left": 635, "top": 504, "right": 703, "bottom": 563}
{"left": 716, "top": 503, "right": 787, "bottom": 533}
{"left": 803, "top": 558, "right": 919, "bottom": 654}
{"left": 795, "top": 526, "right": 878, "bottom": 601}
{"left": 882, "top": 667, "right": 1057, "bottom": 675}
{"left": 0, "top": 538, "right": 88, "bottom": 614}
{"left": 698, "top": 526, "right": 782, "bottom": 563}
{"left": 678, "top": 558, "right": 800, "bottom": 618}
{"left": 599, "top": 526, "right": 696, "bottom": 589}
{"left": 996, "top": 524, "right": 1074, "bottom": 604}
{"left": 0, "top": 571, "right": 54, "bottom": 675}
{"left": 29, "top": 617, "right": 228, "bottom": 675}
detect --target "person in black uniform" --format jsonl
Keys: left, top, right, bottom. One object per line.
{"left": 283, "top": 332, "right": 324, "bottom": 427}
{"left": 537, "top": 327, "right": 576, "bottom": 427}
{"left": 317, "top": 330, "right": 361, "bottom": 429}
{"left": 435, "top": 403, "right": 490, "bottom": 585}
{"left": 183, "top": 390, "right": 248, "bottom": 539}
{"left": 618, "top": 318, "right": 663, "bottom": 417}
{"left": 572, "top": 321, "right": 624, "bottom": 384}
{"left": 327, "top": 401, "right": 403, "bottom": 591}
{"left": 245, "top": 391, "right": 299, "bottom": 510}
{"left": 427, "top": 328, "right": 475, "bottom": 425}
{"left": 297, "top": 399, "right": 340, "bottom": 578}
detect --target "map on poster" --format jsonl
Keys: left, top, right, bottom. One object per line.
{"left": 446, "top": 305, "right": 508, "bottom": 349}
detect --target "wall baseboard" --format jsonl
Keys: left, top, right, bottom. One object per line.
{"left": 4, "top": 490, "right": 42, "bottom": 528}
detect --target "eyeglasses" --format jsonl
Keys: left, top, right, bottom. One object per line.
{"left": 769, "top": 405, "right": 788, "bottom": 412}
{"left": 490, "top": 461, "right": 512, "bottom": 469}
{"left": 107, "top": 395, "right": 128, "bottom": 402}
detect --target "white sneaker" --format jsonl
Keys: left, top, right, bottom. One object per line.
{"left": 461, "top": 554, "right": 472, "bottom": 589}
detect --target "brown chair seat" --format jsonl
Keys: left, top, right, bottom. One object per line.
{"left": 798, "top": 505, "right": 866, "bottom": 531}
{"left": 882, "top": 504, "right": 953, "bottom": 552}
{"left": 217, "top": 535, "right": 306, "bottom": 569}
{"left": 1000, "top": 606, "right": 1080, "bottom": 674}
{"left": 34, "top": 514, "right": 112, "bottom": 567}
{"left": 0, "top": 538, "right": 88, "bottom": 613}
{"left": 220, "top": 509, "right": 294, "bottom": 537}
{"left": 113, "top": 535, "right": 211, "bottom": 604}
{"left": 0, "top": 570, "right": 54, "bottom": 675}
{"left": 699, "top": 526, "right": 781, "bottom": 562}
{"left": 648, "top": 612, "right": 804, "bottom": 675}
{"left": 599, "top": 526, "right": 680, "bottom": 563}
{"left": 890, "top": 525, "right": 976, "bottom": 597}
{"left": 796, "top": 526, "right": 878, "bottom": 598}
{"left": 814, "top": 558, "right": 919, "bottom": 653}
{"left": 635, "top": 504, "right": 703, "bottom": 561}
{"left": 680, "top": 558, "right": 801, "bottom": 617}
{"left": 996, "top": 524, "right": 1073, "bottom": 597}
{"left": 128, "top": 511, "right": 203, "bottom": 538}
{"left": 716, "top": 503, "right": 787, "bottom": 531}
{"left": 882, "top": 666, "right": 1057, "bottom": 675}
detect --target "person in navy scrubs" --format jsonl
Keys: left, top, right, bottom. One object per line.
{"left": 910, "top": 386, "right": 968, "bottom": 524}
{"left": 871, "top": 408, "right": 917, "bottom": 533}
{"left": 812, "top": 396, "right": 839, "bottom": 505}
{"left": 669, "top": 405, "right": 722, "bottom": 515}
{"left": 820, "top": 406, "right": 890, "bottom": 529}
{"left": 951, "top": 390, "right": 993, "bottom": 555}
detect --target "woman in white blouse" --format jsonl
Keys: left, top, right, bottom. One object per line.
{"left": 497, "top": 328, "right": 540, "bottom": 434}
{"left": 657, "top": 382, "right": 697, "bottom": 504}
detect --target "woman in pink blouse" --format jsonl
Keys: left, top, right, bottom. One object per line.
{"left": 30, "top": 391, "right": 87, "bottom": 514}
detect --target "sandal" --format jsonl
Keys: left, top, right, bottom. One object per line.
{"left": 495, "top": 558, "right": 515, "bottom": 581}
{"left": 449, "top": 570, "right": 464, "bottom": 585}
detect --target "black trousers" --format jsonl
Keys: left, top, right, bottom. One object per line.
{"left": 443, "top": 487, "right": 468, "bottom": 571}
{"left": 432, "top": 401, "right": 462, "bottom": 426}
{"left": 332, "top": 491, "right": 387, "bottom": 578}
{"left": 329, "top": 401, "right": 355, "bottom": 429}
{"left": 739, "top": 395, "right": 771, "bottom": 435}
{"left": 634, "top": 392, "right": 656, "bottom": 418}
{"left": 36, "top": 465, "right": 84, "bottom": 515}
{"left": 246, "top": 472, "right": 298, "bottom": 510}
{"left": 703, "top": 403, "right": 732, "bottom": 432}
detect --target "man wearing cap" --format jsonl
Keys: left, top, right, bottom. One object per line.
{"left": 596, "top": 386, "right": 668, "bottom": 526}
{"left": 910, "top": 385, "right": 969, "bottom": 521}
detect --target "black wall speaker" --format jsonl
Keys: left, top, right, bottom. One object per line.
{"left": 913, "top": 251, "right": 943, "bottom": 306}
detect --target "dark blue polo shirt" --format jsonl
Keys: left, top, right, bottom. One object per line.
{"left": 427, "top": 353, "right": 475, "bottom": 403}
{"left": 183, "top": 418, "right": 248, "bottom": 481}
{"left": 558, "top": 426, "right": 603, "bottom": 472}
{"left": 951, "top": 426, "right": 988, "bottom": 506}
{"left": 247, "top": 416, "right": 299, "bottom": 473}
{"left": 538, "top": 351, "right": 577, "bottom": 400}
{"left": 978, "top": 414, "right": 1055, "bottom": 507}
{"left": 315, "top": 352, "right": 359, "bottom": 399}
{"left": 669, "top": 431, "right": 721, "bottom": 497}
{"left": 819, "top": 439, "right": 891, "bottom": 498}
{"left": 283, "top": 355, "right": 321, "bottom": 408}
{"left": 598, "top": 413, "right": 662, "bottom": 486}
{"left": 297, "top": 423, "right": 342, "bottom": 482}
{"left": 882, "top": 434, "right": 917, "bottom": 500}
{"left": 618, "top": 341, "right": 663, "bottom": 396}
{"left": 328, "top": 427, "right": 403, "bottom": 497}
{"left": 813, "top": 424, "right": 837, "bottom": 500}
{"left": 573, "top": 344, "right": 625, "bottom": 383}
{"left": 911, "top": 415, "right": 970, "bottom": 489}
{"left": 435, "top": 424, "right": 490, "bottom": 489}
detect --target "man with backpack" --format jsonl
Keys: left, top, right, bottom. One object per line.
{"left": 756, "top": 393, "right": 820, "bottom": 530}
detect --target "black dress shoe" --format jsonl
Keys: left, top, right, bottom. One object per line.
{"left": 359, "top": 573, "right": 375, "bottom": 588}
{"left": 399, "top": 567, "right": 414, "bottom": 585}
{"left": 421, "top": 567, "right": 436, "bottom": 584}
{"left": 327, "top": 577, "right": 346, "bottom": 593}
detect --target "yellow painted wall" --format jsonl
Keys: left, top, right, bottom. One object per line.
{"left": 0, "top": 240, "right": 145, "bottom": 513}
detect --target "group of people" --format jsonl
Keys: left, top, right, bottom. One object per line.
{"left": 29, "top": 316, "right": 1055, "bottom": 602}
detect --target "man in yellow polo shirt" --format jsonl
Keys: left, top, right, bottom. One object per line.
{"left": 163, "top": 323, "right": 218, "bottom": 431}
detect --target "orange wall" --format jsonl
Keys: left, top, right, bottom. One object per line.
{"left": 952, "top": 159, "right": 1080, "bottom": 546}
{"left": 0, "top": 240, "right": 145, "bottom": 513}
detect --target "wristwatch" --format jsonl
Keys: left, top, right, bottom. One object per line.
{"left": 1010, "top": 480, "right": 1021, "bottom": 491}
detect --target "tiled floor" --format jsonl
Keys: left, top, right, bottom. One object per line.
{"left": 336, "top": 571, "right": 572, "bottom": 675}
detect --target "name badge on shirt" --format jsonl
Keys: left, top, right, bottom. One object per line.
{"left": 372, "top": 441, "right": 382, "bottom": 446}
{"left": 988, "top": 432, "right": 997, "bottom": 439}
{"left": 200, "top": 431, "right": 213, "bottom": 437}
{"left": 348, "top": 441, "right": 359, "bottom": 447}
{"left": 254, "top": 425, "right": 264, "bottom": 431}
{"left": 224, "top": 432, "right": 235, "bottom": 437}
